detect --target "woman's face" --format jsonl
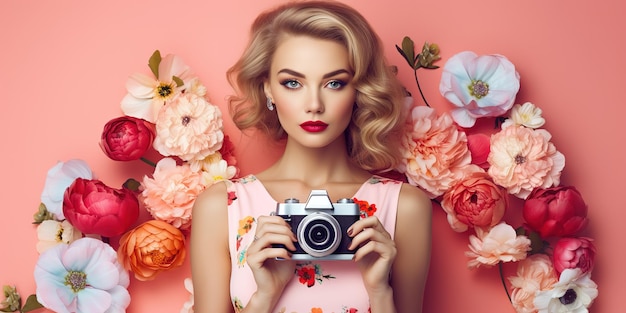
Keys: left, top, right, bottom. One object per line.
{"left": 264, "top": 35, "right": 356, "bottom": 149}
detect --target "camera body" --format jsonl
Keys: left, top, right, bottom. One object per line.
{"left": 275, "top": 190, "right": 360, "bottom": 260}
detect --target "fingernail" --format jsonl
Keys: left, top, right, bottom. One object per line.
{"left": 347, "top": 227, "right": 353, "bottom": 236}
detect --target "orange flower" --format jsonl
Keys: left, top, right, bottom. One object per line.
{"left": 117, "top": 220, "right": 186, "bottom": 281}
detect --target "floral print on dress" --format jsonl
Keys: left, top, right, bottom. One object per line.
{"left": 295, "top": 262, "right": 335, "bottom": 287}
{"left": 236, "top": 215, "right": 255, "bottom": 250}
{"left": 232, "top": 297, "right": 244, "bottom": 312}
{"left": 227, "top": 190, "right": 237, "bottom": 205}
{"left": 368, "top": 175, "right": 400, "bottom": 185}
{"left": 353, "top": 198, "right": 377, "bottom": 218}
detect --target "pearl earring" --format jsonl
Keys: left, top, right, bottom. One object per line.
{"left": 266, "top": 98, "right": 275, "bottom": 111}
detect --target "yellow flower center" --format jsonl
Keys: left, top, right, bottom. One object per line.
{"left": 155, "top": 82, "right": 175, "bottom": 100}
{"left": 150, "top": 250, "right": 174, "bottom": 266}
{"left": 64, "top": 270, "right": 87, "bottom": 293}
{"left": 469, "top": 80, "right": 489, "bottom": 99}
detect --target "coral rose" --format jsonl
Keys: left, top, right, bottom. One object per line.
{"left": 141, "top": 158, "right": 205, "bottom": 230}
{"left": 553, "top": 237, "right": 596, "bottom": 275}
{"left": 117, "top": 220, "right": 186, "bottom": 281}
{"left": 488, "top": 125, "right": 565, "bottom": 199}
{"left": 441, "top": 167, "right": 508, "bottom": 232}
{"left": 63, "top": 178, "right": 139, "bottom": 238}
{"left": 466, "top": 223, "right": 531, "bottom": 268}
{"left": 508, "top": 254, "right": 559, "bottom": 313}
{"left": 523, "top": 186, "right": 588, "bottom": 238}
{"left": 100, "top": 116, "right": 155, "bottom": 161}
{"left": 398, "top": 105, "right": 471, "bottom": 198}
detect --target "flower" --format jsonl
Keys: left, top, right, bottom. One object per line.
{"left": 180, "top": 278, "right": 194, "bottom": 313}
{"left": 523, "top": 186, "right": 589, "bottom": 238}
{"left": 141, "top": 158, "right": 205, "bottom": 230}
{"left": 200, "top": 159, "right": 238, "bottom": 186}
{"left": 487, "top": 125, "right": 565, "bottom": 199}
{"left": 117, "top": 220, "right": 186, "bottom": 281}
{"left": 441, "top": 168, "right": 508, "bottom": 232}
{"left": 1, "top": 285, "right": 21, "bottom": 312}
{"left": 501, "top": 102, "right": 546, "bottom": 129}
{"left": 40, "top": 159, "right": 93, "bottom": 220}
{"left": 466, "top": 133, "right": 491, "bottom": 169}
{"left": 152, "top": 93, "right": 224, "bottom": 162}
{"left": 466, "top": 223, "right": 531, "bottom": 268}
{"left": 100, "top": 116, "right": 155, "bottom": 161}
{"left": 508, "top": 254, "right": 559, "bottom": 313}
{"left": 439, "top": 51, "right": 520, "bottom": 128}
{"left": 36, "top": 220, "right": 83, "bottom": 253}
{"left": 34, "top": 237, "right": 130, "bottom": 313}
{"left": 120, "top": 51, "right": 205, "bottom": 123}
{"left": 533, "top": 268, "right": 598, "bottom": 313}
{"left": 63, "top": 178, "right": 140, "bottom": 238}
{"left": 398, "top": 105, "right": 472, "bottom": 198}
{"left": 552, "top": 237, "right": 596, "bottom": 275}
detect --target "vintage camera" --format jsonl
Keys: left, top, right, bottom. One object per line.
{"left": 275, "top": 190, "right": 360, "bottom": 260}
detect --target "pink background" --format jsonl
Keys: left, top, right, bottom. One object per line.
{"left": 2, "top": 0, "right": 624, "bottom": 312}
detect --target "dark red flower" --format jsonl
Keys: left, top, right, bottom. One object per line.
{"left": 523, "top": 186, "right": 588, "bottom": 238}
{"left": 100, "top": 116, "right": 155, "bottom": 161}
{"left": 297, "top": 266, "right": 316, "bottom": 287}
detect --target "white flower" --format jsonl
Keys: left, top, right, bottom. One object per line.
{"left": 40, "top": 159, "right": 93, "bottom": 220}
{"left": 201, "top": 159, "right": 237, "bottom": 186}
{"left": 36, "top": 220, "right": 83, "bottom": 253}
{"left": 502, "top": 102, "right": 546, "bottom": 129}
{"left": 180, "top": 277, "right": 194, "bottom": 313}
{"left": 534, "top": 268, "right": 598, "bottom": 313}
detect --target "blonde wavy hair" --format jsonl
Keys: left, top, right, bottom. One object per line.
{"left": 227, "top": 0, "right": 406, "bottom": 172}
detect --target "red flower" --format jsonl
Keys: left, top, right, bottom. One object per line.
{"left": 297, "top": 266, "right": 316, "bottom": 287}
{"left": 467, "top": 133, "right": 490, "bottom": 169}
{"left": 552, "top": 237, "right": 596, "bottom": 275}
{"left": 353, "top": 198, "right": 377, "bottom": 218}
{"left": 523, "top": 186, "right": 588, "bottom": 238}
{"left": 100, "top": 116, "right": 155, "bottom": 161}
{"left": 63, "top": 178, "right": 139, "bottom": 237}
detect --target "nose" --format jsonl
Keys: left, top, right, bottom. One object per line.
{"left": 306, "top": 90, "right": 324, "bottom": 113}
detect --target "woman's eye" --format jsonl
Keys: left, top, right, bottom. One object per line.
{"left": 326, "top": 80, "right": 346, "bottom": 90}
{"left": 281, "top": 80, "right": 301, "bottom": 89}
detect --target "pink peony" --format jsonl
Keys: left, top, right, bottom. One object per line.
{"left": 466, "top": 223, "right": 531, "bottom": 268}
{"left": 398, "top": 105, "right": 472, "bottom": 198}
{"left": 141, "top": 158, "right": 205, "bottom": 230}
{"left": 487, "top": 125, "right": 565, "bottom": 199}
{"left": 441, "top": 168, "right": 508, "bottom": 232}
{"left": 467, "top": 133, "right": 491, "bottom": 169}
{"left": 100, "top": 116, "right": 155, "bottom": 161}
{"left": 63, "top": 178, "right": 139, "bottom": 238}
{"left": 153, "top": 93, "right": 224, "bottom": 162}
{"left": 508, "top": 254, "right": 559, "bottom": 313}
{"left": 523, "top": 186, "right": 588, "bottom": 238}
{"left": 439, "top": 51, "right": 520, "bottom": 128}
{"left": 552, "top": 237, "right": 596, "bottom": 275}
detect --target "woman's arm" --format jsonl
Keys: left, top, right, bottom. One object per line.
{"left": 392, "top": 183, "right": 433, "bottom": 313}
{"left": 191, "top": 182, "right": 235, "bottom": 313}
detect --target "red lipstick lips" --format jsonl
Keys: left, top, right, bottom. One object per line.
{"left": 300, "top": 121, "right": 328, "bottom": 132}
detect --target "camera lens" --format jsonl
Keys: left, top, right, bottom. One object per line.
{"left": 297, "top": 212, "right": 341, "bottom": 258}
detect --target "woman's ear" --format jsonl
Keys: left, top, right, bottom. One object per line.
{"left": 263, "top": 79, "right": 273, "bottom": 100}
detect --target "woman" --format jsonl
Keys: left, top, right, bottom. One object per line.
{"left": 191, "top": 1, "right": 432, "bottom": 312}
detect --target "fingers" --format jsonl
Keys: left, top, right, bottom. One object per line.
{"left": 347, "top": 216, "right": 396, "bottom": 260}
{"left": 247, "top": 215, "right": 297, "bottom": 262}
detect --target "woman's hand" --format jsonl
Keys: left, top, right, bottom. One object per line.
{"left": 244, "top": 215, "right": 297, "bottom": 307}
{"left": 347, "top": 216, "right": 397, "bottom": 294}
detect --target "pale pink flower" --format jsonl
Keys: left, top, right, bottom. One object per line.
{"left": 502, "top": 102, "right": 546, "bottom": 129}
{"left": 121, "top": 52, "right": 205, "bottom": 123}
{"left": 398, "top": 105, "right": 472, "bottom": 198}
{"left": 200, "top": 159, "right": 238, "bottom": 187}
{"left": 36, "top": 220, "right": 83, "bottom": 253}
{"left": 534, "top": 269, "right": 598, "bottom": 313}
{"left": 141, "top": 158, "right": 205, "bottom": 230}
{"left": 40, "top": 159, "right": 93, "bottom": 220}
{"left": 153, "top": 93, "right": 224, "bottom": 162}
{"left": 488, "top": 125, "right": 565, "bottom": 199}
{"left": 439, "top": 51, "right": 520, "bottom": 128}
{"left": 466, "top": 223, "right": 531, "bottom": 268}
{"left": 508, "top": 254, "right": 559, "bottom": 313}
{"left": 180, "top": 277, "right": 194, "bottom": 313}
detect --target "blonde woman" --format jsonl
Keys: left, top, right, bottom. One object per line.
{"left": 191, "top": 1, "right": 431, "bottom": 312}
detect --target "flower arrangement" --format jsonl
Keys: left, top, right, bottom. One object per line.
{"left": 395, "top": 36, "right": 598, "bottom": 312}
{"left": 1, "top": 39, "right": 598, "bottom": 313}
{"left": 1, "top": 51, "right": 237, "bottom": 313}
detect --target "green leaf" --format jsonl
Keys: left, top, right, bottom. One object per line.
{"left": 401, "top": 36, "right": 416, "bottom": 69}
{"left": 172, "top": 76, "right": 184, "bottom": 87}
{"left": 21, "top": 295, "right": 43, "bottom": 312}
{"left": 148, "top": 50, "right": 162, "bottom": 78}
{"left": 123, "top": 178, "right": 142, "bottom": 192}
{"left": 395, "top": 44, "right": 412, "bottom": 68}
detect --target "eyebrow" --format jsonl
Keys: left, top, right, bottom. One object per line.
{"left": 276, "top": 68, "right": 352, "bottom": 79}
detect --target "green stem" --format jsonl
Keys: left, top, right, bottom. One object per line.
{"left": 499, "top": 262, "right": 512, "bottom": 303}
{"left": 140, "top": 157, "right": 157, "bottom": 168}
{"left": 414, "top": 69, "right": 430, "bottom": 107}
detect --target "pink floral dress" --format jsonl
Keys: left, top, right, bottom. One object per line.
{"left": 226, "top": 175, "right": 402, "bottom": 313}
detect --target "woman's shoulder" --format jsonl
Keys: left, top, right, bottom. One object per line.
{"left": 397, "top": 182, "right": 432, "bottom": 218}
